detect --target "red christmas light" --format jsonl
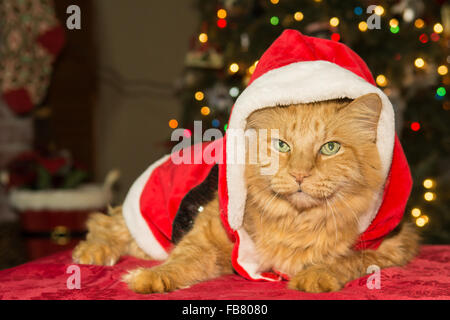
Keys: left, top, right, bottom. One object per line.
{"left": 430, "top": 32, "right": 440, "bottom": 42}
{"left": 419, "top": 33, "right": 428, "bottom": 43}
{"left": 217, "top": 19, "right": 227, "bottom": 28}
{"left": 331, "top": 33, "right": 340, "bottom": 42}
{"left": 410, "top": 122, "right": 421, "bottom": 131}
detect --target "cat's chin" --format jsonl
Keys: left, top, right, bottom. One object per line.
{"left": 288, "top": 191, "right": 322, "bottom": 210}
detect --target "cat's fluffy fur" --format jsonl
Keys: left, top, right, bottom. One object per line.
{"left": 73, "top": 94, "right": 419, "bottom": 293}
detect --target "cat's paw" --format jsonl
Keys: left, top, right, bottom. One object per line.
{"left": 123, "top": 267, "right": 178, "bottom": 294}
{"left": 72, "top": 240, "right": 120, "bottom": 266}
{"left": 288, "top": 267, "right": 343, "bottom": 293}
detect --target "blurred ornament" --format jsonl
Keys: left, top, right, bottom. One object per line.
{"left": 185, "top": 48, "right": 224, "bottom": 69}
{"left": 391, "top": 0, "right": 425, "bottom": 23}
{"left": 206, "top": 83, "right": 234, "bottom": 111}
{"left": 241, "top": 33, "right": 250, "bottom": 51}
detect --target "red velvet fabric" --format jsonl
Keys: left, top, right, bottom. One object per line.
{"left": 0, "top": 245, "right": 448, "bottom": 300}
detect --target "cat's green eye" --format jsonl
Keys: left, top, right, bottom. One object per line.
{"left": 320, "top": 141, "right": 341, "bottom": 156}
{"left": 273, "top": 139, "right": 291, "bottom": 153}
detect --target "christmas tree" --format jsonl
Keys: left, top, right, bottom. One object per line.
{"left": 174, "top": 0, "right": 449, "bottom": 243}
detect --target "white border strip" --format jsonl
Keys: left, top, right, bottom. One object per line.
{"left": 122, "top": 154, "right": 171, "bottom": 261}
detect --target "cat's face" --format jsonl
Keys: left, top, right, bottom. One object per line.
{"left": 245, "top": 93, "right": 384, "bottom": 211}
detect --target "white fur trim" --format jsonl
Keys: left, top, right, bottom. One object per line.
{"left": 227, "top": 60, "right": 394, "bottom": 233}
{"left": 122, "top": 155, "right": 171, "bottom": 261}
{"left": 235, "top": 228, "right": 280, "bottom": 281}
{"left": 8, "top": 184, "right": 112, "bottom": 211}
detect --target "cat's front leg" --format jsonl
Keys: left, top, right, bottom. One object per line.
{"left": 123, "top": 265, "right": 183, "bottom": 293}
{"left": 288, "top": 266, "right": 344, "bottom": 293}
{"left": 123, "top": 197, "right": 234, "bottom": 294}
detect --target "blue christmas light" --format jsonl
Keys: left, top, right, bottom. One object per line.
{"left": 212, "top": 119, "right": 220, "bottom": 128}
{"left": 354, "top": 6, "right": 363, "bottom": 15}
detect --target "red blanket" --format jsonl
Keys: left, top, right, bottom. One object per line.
{"left": 0, "top": 245, "right": 449, "bottom": 300}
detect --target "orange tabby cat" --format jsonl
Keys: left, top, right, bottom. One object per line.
{"left": 73, "top": 93, "right": 419, "bottom": 293}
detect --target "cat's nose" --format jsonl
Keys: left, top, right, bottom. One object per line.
{"left": 290, "top": 171, "right": 310, "bottom": 184}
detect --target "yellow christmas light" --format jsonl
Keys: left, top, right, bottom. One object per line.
{"left": 217, "top": 9, "right": 227, "bottom": 19}
{"left": 270, "top": 0, "right": 279, "bottom": 4}
{"left": 424, "top": 192, "right": 436, "bottom": 201}
{"left": 198, "top": 33, "right": 208, "bottom": 43}
{"left": 416, "top": 216, "right": 427, "bottom": 227}
{"left": 358, "top": 21, "right": 368, "bottom": 32}
{"left": 376, "top": 75, "right": 388, "bottom": 87}
{"left": 414, "top": 58, "right": 425, "bottom": 68}
{"left": 414, "top": 18, "right": 425, "bottom": 29}
{"left": 294, "top": 11, "right": 304, "bottom": 21}
{"left": 433, "top": 23, "right": 444, "bottom": 34}
{"left": 423, "top": 179, "right": 434, "bottom": 189}
{"left": 194, "top": 91, "right": 204, "bottom": 101}
{"left": 330, "top": 17, "right": 340, "bottom": 27}
{"left": 201, "top": 106, "right": 211, "bottom": 116}
{"left": 374, "top": 6, "right": 385, "bottom": 16}
{"left": 411, "top": 208, "right": 421, "bottom": 218}
{"left": 229, "top": 63, "right": 240, "bottom": 73}
{"left": 389, "top": 19, "right": 399, "bottom": 28}
{"left": 437, "top": 65, "right": 448, "bottom": 76}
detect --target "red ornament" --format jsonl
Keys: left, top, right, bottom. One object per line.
{"left": 410, "top": 122, "right": 421, "bottom": 131}
{"left": 217, "top": 19, "right": 227, "bottom": 29}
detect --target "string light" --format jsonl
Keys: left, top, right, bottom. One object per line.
{"left": 330, "top": 17, "right": 340, "bottom": 27}
{"left": 436, "top": 87, "right": 446, "bottom": 97}
{"left": 217, "top": 9, "right": 227, "bottom": 19}
{"left": 224, "top": 124, "right": 228, "bottom": 131}
{"left": 419, "top": 33, "right": 429, "bottom": 43}
{"left": 169, "top": 119, "right": 178, "bottom": 129}
{"left": 201, "top": 106, "right": 211, "bottom": 116}
{"left": 229, "top": 63, "right": 239, "bottom": 73}
{"left": 198, "top": 33, "right": 208, "bottom": 43}
{"left": 294, "top": 11, "right": 304, "bottom": 21}
{"left": 389, "top": 19, "right": 399, "bottom": 28}
{"left": 410, "top": 122, "right": 421, "bottom": 131}
{"left": 212, "top": 119, "right": 220, "bottom": 128}
{"left": 229, "top": 87, "right": 240, "bottom": 97}
{"left": 194, "top": 91, "right": 204, "bottom": 101}
{"left": 437, "top": 65, "right": 448, "bottom": 76}
{"left": 433, "top": 23, "right": 444, "bottom": 34}
{"left": 416, "top": 216, "right": 428, "bottom": 227}
{"left": 376, "top": 75, "right": 388, "bottom": 87}
{"left": 270, "top": 16, "right": 280, "bottom": 25}
{"left": 217, "top": 19, "right": 227, "bottom": 28}
{"left": 358, "top": 21, "right": 368, "bottom": 32}
{"left": 390, "top": 25, "right": 400, "bottom": 34}
{"left": 374, "top": 6, "right": 385, "bottom": 16}
{"left": 354, "top": 7, "right": 363, "bottom": 16}
{"left": 183, "top": 129, "right": 192, "bottom": 138}
{"left": 414, "top": 58, "right": 425, "bottom": 68}
{"left": 430, "top": 33, "right": 440, "bottom": 42}
{"left": 331, "top": 33, "right": 340, "bottom": 41}
{"left": 411, "top": 208, "right": 421, "bottom": 218}
{"left": 423, "top": 179, "right": 434, "bottom": 189}
{"left": 424, "top": 192, "right": 436, "bottom": 201}
{"left": 270, "top": 0, "right": 279, "bottom": 4}
{"left": 414, "top": 18, "right": 425, "bottom": 29}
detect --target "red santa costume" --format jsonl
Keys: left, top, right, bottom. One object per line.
{"left": 122, "top": 30, "right": 412, "bottom": 281}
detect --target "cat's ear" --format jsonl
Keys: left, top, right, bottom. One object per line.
{"left": 337, "top": 93, "right": 382, "bottom": 142}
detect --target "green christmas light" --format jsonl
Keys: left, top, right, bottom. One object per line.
{"left": 390, "top": 26, "right": 400, "bottom": 34}
{"left": 436, "top": 87, "right": 446, "bottom": 97}
{"left": 270, "top": 16, "right": 279, "bottom": 26}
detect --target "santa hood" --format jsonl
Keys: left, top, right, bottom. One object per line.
{"left": 122, "top": 30, "right": 412, "bottom": 282}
